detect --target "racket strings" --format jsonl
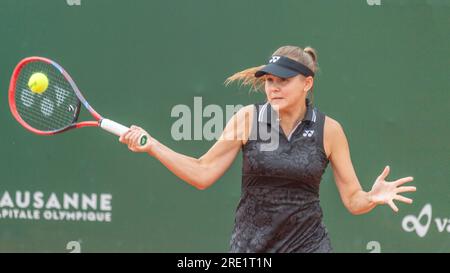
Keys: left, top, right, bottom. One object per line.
{"left": 18, "top": 62, "right": 78, "bottom": 123}
{"left": 15, "top": 61, "right": 80, "bottom": 132}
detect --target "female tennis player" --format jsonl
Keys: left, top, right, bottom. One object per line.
{"left": 119, "top": 45, "right": 416, "bottom": 253}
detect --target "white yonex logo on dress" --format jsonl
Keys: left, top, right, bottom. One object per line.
{"left": 269, "top": 56, "right": 281, "bottom": 63}
{"left": 303, "top": 130, "right": 314, "bottom": 137}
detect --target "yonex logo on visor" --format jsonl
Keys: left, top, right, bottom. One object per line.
{"left": 255, "top": 55, "right": 315, "bottom": 78}
{"left": 269, "top": 56, "right": 281, "bottom": 63}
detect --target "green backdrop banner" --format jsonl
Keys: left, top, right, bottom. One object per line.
{"left": 0, "top": 0, "right": 448, "bottom": 252}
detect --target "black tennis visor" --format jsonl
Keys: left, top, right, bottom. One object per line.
{"left": 255, "top": 55, "right": 315, "bottom": 78}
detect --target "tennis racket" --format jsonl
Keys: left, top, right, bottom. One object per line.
{"left": 8, "top": 56, "right": 147, "bottom": 145}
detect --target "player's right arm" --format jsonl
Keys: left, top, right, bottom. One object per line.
{"left": 120, "top": 105, "right": 254, "bottom": 190}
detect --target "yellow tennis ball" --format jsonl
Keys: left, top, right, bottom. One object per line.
{"left": 28, "top": 72, "right": 49, "bottom": 94}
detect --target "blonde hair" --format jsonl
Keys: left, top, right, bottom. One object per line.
{"left": 225, "top": 45, "right": 319, "bottom": 92}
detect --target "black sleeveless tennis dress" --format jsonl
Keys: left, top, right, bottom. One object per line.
{"left": 229, "top": 99, "right": 333, "bottom": 253}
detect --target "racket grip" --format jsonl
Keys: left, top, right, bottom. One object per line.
{"left": 100, "top": 118, "right": 147, "bottom": 146}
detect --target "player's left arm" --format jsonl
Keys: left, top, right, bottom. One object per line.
{"left": 325, "top": 117, "right": 416, "bottom": 215}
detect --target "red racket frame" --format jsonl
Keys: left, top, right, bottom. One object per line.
{"left": 9, "top": 56, "right": 102, "bottom": 135}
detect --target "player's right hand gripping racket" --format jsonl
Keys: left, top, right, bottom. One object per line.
{"left": 9, "top": 56, "right": 147, "bottom": 145}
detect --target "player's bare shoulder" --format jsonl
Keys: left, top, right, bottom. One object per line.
{"left": 233, "top": 105, "right": 255, "bottom": 145}
{"left": 324, "top": 116, "right": 343, "bottom": 132}
{"left": 323, "top": 116, "right": 345, "bottom": 158}
{"left": 234, "top": 104, "right": 255, "bottom": 123}
{"left": 219, "top": 105, "right": 255, "bottom": 145}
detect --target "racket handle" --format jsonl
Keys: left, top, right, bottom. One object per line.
{"left": 100, "top": 118, "right": 147, "bottom": 146}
